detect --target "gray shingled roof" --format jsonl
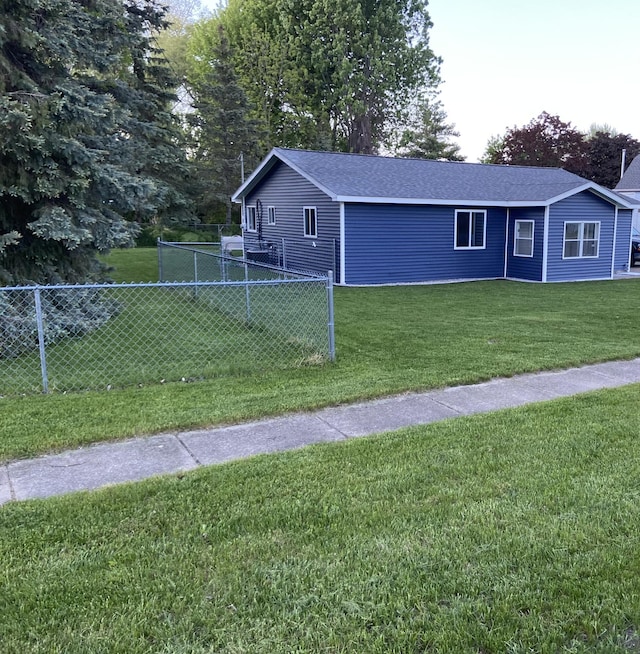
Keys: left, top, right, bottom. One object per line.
{"left": 234, "top": 148, "right": 635, "bottom": 207}
{"left": 615, "top": 154, "right": 640, "bottom": 191}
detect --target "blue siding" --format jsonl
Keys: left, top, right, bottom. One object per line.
{"left": 244, "top": 161, "right": 340, "bottom": 278}
{"left": 546, "top": 192, "right": 615, "bottom": 281}
{"left": 344, "top": 204, "right": 506, "bottom": 285}
{"left": 506, "top": 207, "right": 545, "bottom": 281}
{"left": 615, "top": 209, "right": 632, "bottom": 271}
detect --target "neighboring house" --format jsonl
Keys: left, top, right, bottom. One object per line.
{"left": 615, "top": 154, "right": 640, "bottom": 232}
{"left": 232, "top": 148, "right": 638, "bottom": 285}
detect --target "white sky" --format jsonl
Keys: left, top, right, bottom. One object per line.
{"left": 197, "top": 0, "right": 640, "bottom": 162}
{"left": 428, "top": 0, "right": 640, "bottom": 161}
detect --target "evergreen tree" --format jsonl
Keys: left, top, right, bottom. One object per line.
{"left": 188, "top": 23, "right": 262, "bottom": 224}
{"left": 0, "top": 0, "right": 192, "bottom": 285}
{"left": 391, "top": 95, "right": 464, "bottom": 161}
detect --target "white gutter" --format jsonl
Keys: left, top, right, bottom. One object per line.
{"left": 611, "top": 206, "right": 618, "bottom": 276}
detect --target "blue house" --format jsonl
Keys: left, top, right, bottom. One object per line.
{"left": 232, "top": 148, "right": 638, "bottom": 285}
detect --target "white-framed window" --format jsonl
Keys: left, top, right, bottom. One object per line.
{"left": 514, "top": 220, "right": 534, "bottom": 257}
{"left": 267, "top": 206, "right": 276, "bottom": 225}
{"left": 563, "top": 221, "right": 600, "bottom": 258}
{"left": 455, "top": 210, "right": 486, "bottom": 249}
{"left": 245, "top": 206, "right": 257, "bottom": 232}
{"left": 304, "top": 206, "right": 317, "bottom": 238}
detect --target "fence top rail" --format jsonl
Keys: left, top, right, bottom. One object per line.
{"left": 158, "top": 240, "right": 327, "bottom": 281}
{"left": 162, "top": 241, "right": 221, "bottom": 248}
{"left": 0, "top": 277, "right": 329, "bottom": 292}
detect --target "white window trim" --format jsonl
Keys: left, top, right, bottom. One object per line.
{"left": 513, "top": 219, "right": 535, "bottom": 258}
{"left": 562, "top": 221, "right": 600, "bottom": 259}
{"left": 454, "top": 209, "right": 487, "bottom": 250}
{"left": 245, "top": 205, "right": 257, "bottom": 232}
{"left": 267, "top": 206, "right": 276, "bottom": 225}
{"left": 303, "top": 206, "right": 317, "bottom": 238}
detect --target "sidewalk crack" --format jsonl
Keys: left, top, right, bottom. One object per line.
{"left": 174, "top": 434, "right": 203, "bottom": 466}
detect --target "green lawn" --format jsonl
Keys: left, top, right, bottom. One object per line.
{"left": 2, "top": 386, "right": 640, "bottom": 653}
{"left": 101, "top": 246, "right": 160, "bottom": 282}
{"left": 2, "top": 249, "right": 640, "bottom": 652}
{"left": 1, "top": 246, "right": 640, "bottom": 461}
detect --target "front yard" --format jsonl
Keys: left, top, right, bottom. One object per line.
{"left": 2, "top": 250, "right": 640, "bottom": 652}
{"left": 1, "top": 262, "right": 640, "bottom": 461}
{"left": 2, "top": 385, "right": 640, "bottom": 652}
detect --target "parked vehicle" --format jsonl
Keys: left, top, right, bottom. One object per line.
{"left": 632, "top": 229, "right": 640, "bottom": 267}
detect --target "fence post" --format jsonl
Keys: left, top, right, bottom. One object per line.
{"left": 327, "top": 270, "right": 335, "bottom": 362}
{"left": 193, "top": 250, "right": 199, "bottom": 298}
{"left": 244, "top": 260, "right": 251, "bottom": 323}
{"left": 157, "top": 238, "right": 163, "bottom": 282}
{"left": 33, "top": 287, "right": 49, "bottom": 393}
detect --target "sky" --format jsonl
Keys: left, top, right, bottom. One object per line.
{"left": 427, "top": 0, "right": 640, "bottom": 161}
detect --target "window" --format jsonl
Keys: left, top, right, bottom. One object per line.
{"left": 268, "top": 206, "right": 276, "bottom": 225}
{"left": 563, "top": 221, "right": 599, "bottom": 258}
{"left": 455, "top": 210, "right": 486, "bottom": 249}
{"left": 514, "top": 220, "right": 534, "bottom": 257}
{"left": 245, "top": 206, "right": 256, "bottom": 231}
{"left": 304, "top": 206, "right": 317, "bottom": 238}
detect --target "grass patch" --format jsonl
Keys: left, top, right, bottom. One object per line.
{"left": 2, "top": 273, "right": 640, "bottom": 461}
{"left": 4, "top": 284, "right": 325, "bottom": 394}
{"left": 100, "top": 246, "right": 159, "bottom": 282}
{"left": 2, "top": 386, "right": 640, "bottom": 652}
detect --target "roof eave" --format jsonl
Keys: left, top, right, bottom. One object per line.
{"left": 333, "top": 196, "right": 536, "bottom": 207}
{"left": 232, "top": 147, "right": 339, "bottom": 203}
{"left": 336, "top": 183, "right": 637, "bottom": 209}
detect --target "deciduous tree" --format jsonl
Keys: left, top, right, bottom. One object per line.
{"left": 190, "top": 0, "right": 441, "bottom": 154}
{"left": 585, "top": 131, "right": 640, "bottom": 188}
{"left": 482, "top": 113, "right": 640, "bottom": 188}
{"left": 483, "top": 112, "right": 588, "bottom": 175}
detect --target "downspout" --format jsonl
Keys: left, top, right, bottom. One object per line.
{"left": 542, "top": 206, "right": 550, "bottom": 282}
{"left": 240, "top": 198, "right": 246, "bottom": 256}
{"left": 503, "top": 208, "right": 510, "bottom": 278}
{"left": 339, "top": 202, "right": 346, "bottom": 285}
{"left": 611, "top": 206, "right": 618, "bottom": 277}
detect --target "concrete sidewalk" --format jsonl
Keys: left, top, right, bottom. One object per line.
{"left": 2, "top": 358, "right": 640, "bottom": 505}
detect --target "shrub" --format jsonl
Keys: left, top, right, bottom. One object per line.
{"left": 0, "top": 287, "right": 120, "bottom": 359}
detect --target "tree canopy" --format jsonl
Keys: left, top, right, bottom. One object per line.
{"left": 0, "top": 0, "right": 193, "bottom": 285}
{"left": 585, "top": 131, "right": 640, "bottom": 188}
{"left": 188, "top": 23, "right": 262, "bottom": 224}
{"left": 189, "top": 0, "right": 441, "bottom": 155}
{"left": 483, "top": 112, "right": 588, "bottom": 174}
{"left": 482, "top": 112, "right": 640, "bottom": 188}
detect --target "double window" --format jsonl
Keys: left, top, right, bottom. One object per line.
{"left": 563, "top": 221, "right": 599, "bottom": 258}
{"left": 304, "top": 206, "right": 317, "bottom": 238}
{"left": 245, "top": 206, "right": 257, "bottom": 232}
{"left": 455, "top": 210, "right": 486, "bottom": 249}
{"left": 514, "top": 220, "right": 534, "bottom": 257}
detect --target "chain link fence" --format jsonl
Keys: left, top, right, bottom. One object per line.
{"left": 0, "top": 250, "right": 334, "bottom": 395}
